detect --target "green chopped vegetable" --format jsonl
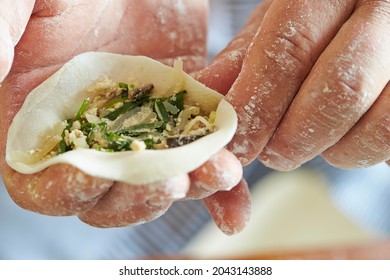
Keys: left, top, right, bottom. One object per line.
{"left": 58, "top": 139, "right": 67, "bottom": 154}
{"left": 57, "top": 119, "right": 74, "bottom": 154}
{"left": 75, "top": 98, "right": 90, "bottom": 120}
{"left": 107, "top": 138, "right": 131, "bottom": 151}
{"left": 154, "top": 99, "right": 170, "bottom": 123}
{"left": 143, "top": 138, "right": 155, "bottom": 149}
{"left": 49, "top": 81, "right": 215, "bottom": 156}
{"left": 163, "top": 101, "right": 180, "bottom": 115}
{"left": 105, "top": 95, "right": 150, "bottom": 121}
{"left": 118, "top": 82, "right": 129, "bottom": 90}
{"left": 104, "top": 96, "right": 128, "bottom": 109}
{"left": 169, "top": 90, "right": 186, "bottom": 111}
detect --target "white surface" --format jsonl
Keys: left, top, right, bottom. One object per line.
{"left": 184, "top": 169, "right": 377, "bottom": 258}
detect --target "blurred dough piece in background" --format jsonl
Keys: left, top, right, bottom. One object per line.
{"left": 184, "top": 169, "right": 379, "bottom": 259}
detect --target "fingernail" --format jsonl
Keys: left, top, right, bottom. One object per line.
{"left": 259, "top": 147, "right": 300, "bottom": 171}
{"left": 227, "top": 134, "right": 257, "bottom": 166}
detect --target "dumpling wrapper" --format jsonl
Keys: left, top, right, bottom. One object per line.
{"left": 6, "top": 52, "right": 237, "bottom": 184}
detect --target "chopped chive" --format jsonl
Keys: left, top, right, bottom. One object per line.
{"left": 106, "top": 131, "right": 121, "bottom": 142}
{"left": 105, "top": 96, "right": 149, "bottom": 121}
{"left": 163, "top": 101, "right": 179, "bottom": 115}
{"left": 64, "top": 119, "right": 73, "bottom": 132}
{"left": 75, "top": 98, "right": 90, "bottom": 120}
{"left": 119, "top": 83, "right": 135, "bottom": 90}
{"left": 57, "top": 119, "right": 73, "bottom": 153}
{"left": 118, "top": 82, "right": 129, "bottom": 89}
{"left": 169, "top": 90, "right": 186, "bottom": 111}
{"left": 107, "top": 140, "right": 131, "bottom": 151}
{"left": 143, "top": 138, "right": 156, "bottom": 149}
{"left": 58, "top": 139, "right": 67, "bottom": 154}
{"left": 104, "top": 96, "right": 128, "bottom": 109}
{"left": 155, "top": 99, "right": 170, "bottom": 123}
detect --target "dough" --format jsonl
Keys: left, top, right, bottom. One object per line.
{"left": 6, "top": 52, "right": 237, "bottom": 184}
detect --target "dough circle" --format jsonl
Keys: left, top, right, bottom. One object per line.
{"left": 6, "top": 52, "right": 237, "bottom": 184}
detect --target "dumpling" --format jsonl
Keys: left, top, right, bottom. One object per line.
{"left": 6, "top": 52, "right": 237, "bottom": 184}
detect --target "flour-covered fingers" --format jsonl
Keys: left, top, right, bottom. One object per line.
{"left": 322, "top": 83, "right": 390, "bottom": 169}
{"left": 226, "top": 0, "right": 356, "bottom": 166}
{"left": 0, "top": 0, "right": 34, "bottom": 82}
{"left": 203, "top": 179, "right": 251, "bottom": 235}
{"left": 193, "top": 0, "right": 272, "bottom": 95}
{"left": 259, "top": 1, "right": 390, "bottom": 170}
{"left": 78, "top": 174, "right": 190, "bottom": 227}
{"left": 3, "top": 164, "right": 113, "bottom": 215}
{"left": 186, "top": 149, "right": 242, "bottom": 199}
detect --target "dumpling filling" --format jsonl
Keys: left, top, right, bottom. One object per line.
{"left": 45, "top": 77, "right": 216, "bottom": 158}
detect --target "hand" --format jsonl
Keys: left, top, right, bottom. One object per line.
{"left": 0, "top": 0, "right": 249, "bottom": 233}
{"left": 197, "top": 0, "right": 390, "bottom": 170}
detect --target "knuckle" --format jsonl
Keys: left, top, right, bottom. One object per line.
{"left": 322, "top": 62, "right": 373, "bottom": 120}
{"left": 358, "top": 0, "right": 390, "bottom": 22}
{"left": 263, "top": 21, "right": 318, "bottom": 76}
{"left": 323, "top": 112, "right": 390, "bottom": 168}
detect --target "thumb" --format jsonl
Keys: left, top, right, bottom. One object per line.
{"left": 0, "top": 0, "right": 35, "bottom": 82}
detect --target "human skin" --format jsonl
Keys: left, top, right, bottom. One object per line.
{"left": 0, "top": 0, "right": 248, "bottom": 233}
{"left": 198, "top": 0, "right": 390, "bottom": 170}
{"left": 3, "top": 0, "right": 388, "bottom": 235}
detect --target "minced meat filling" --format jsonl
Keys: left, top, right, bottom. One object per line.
{"left": 53, "top": 78, "right": 216, "bottom": 155}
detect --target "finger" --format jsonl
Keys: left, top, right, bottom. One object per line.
{"left": 202, "top": 179, "right": 251, "bottom": 235}
{"left": 259, "top": 1, "right": 390, "bottom": 170}
{"left": 186, "top": 149, "right": 242, "bottom": 200}
{"left": 322, "top": 83, "right": 390, "bottom": 168}
{"left": 0, "top": 0, "right": 34, "bottom": 82}
{"left": 0, "top": 69, "right": 110, "bottom": 216}
{"left": 78, "top": 174, "right": 190, "bottom": 227}
{"left": 2, "top": 164, "right": 113, "bottom": 215}
{"left": 226, "top": 0, "right": 356, "bottom": 166}
{"left": 193, "top": 0, "right": 272, "bottom": 95}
